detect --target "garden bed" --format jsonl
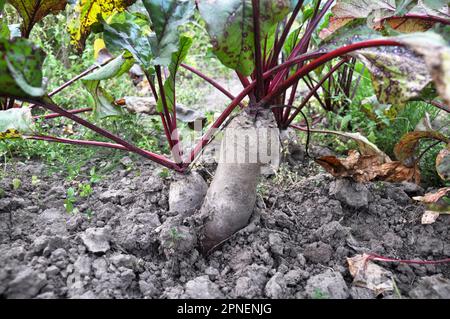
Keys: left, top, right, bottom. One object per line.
{"left": 0, "top": 155, "right": 449, "bottom": 299}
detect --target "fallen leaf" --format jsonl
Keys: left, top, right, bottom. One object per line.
{"left": 377, "top": 161, "right": 421, "bottom": 184}
{"left": 414, "top": 187, "right": 450, "bottom": 217}
{"left": 421, "top": 210, "right": 440, "bottom": 224}
{"left": 315, "top": 150, "right": 420, "bottom": 183}
{"left": 347, "top": 254, "right": 394, "bottom": 296}
{"left": 413, "top": 187, "right": 450, "bottom": 204}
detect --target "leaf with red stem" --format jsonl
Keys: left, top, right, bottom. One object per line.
{"left": 319, "top": 19, "right": 380, "bottom": 50}
{"left": 283, "top": 26, "right": 303, "bottom": 58}
{"left": 198, "top": 0, "right": 291, "bottom": 76}
{"left": 142, "top": 0, "right": 195, "bottom": 67}
{"left": 156, "top": 35, "right": 193, "bottom": 113}
{"left": 182, "top": 64, "right": 245, "bottom": 108}
{"left": 398, "top": 32, "right": 450, "bottom": 107}
{"left": 32, "top": 98, "right": 184, "bottom": 171}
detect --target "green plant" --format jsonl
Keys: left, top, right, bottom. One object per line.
{"left": 64, "top": 186, "right": 77, "bottom": 214}
{"left": 158, "top": 168, "right": 170, "bottom": 179}
{"left": 85, "top": 209, "right": 94, "bottom": 219}
{"left": 374, "top": 181, "right": 385, "bottom": 191}
{"left": 312, "top": 288, "right": 329, "bottom": 299}
{"left": 89, "top": 167, "right": 101, "bottom": 184}
{"left": 11, "top": 178, "right": 21, "bottom": 190}
{"left": 79, "top": 182, "right": 93, "bottom": 198}
{"left": 31, "top": 175, "right": 40, "bottom": 185}
{"left": 169, "top": 227, "right": 183, "bottom": 248}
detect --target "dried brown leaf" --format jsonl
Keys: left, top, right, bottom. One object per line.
{"left": 377, "top": 161, "right": 421, "bottom": 184}
{"left": 319, "top": 17, "right": 353, "bottom": 39}
{"left": 385, "top": 17, "right": 435, "bottom": 33}
{"left": 394, "top": 131, "right": 449, "bottom": 166}
{"left": 347, "top": 254, "right": 394, "bottom": 296}
{"left": 315, "top": 150, "right": 420, "bottom": 183}
{"left": 413, "top": 187, "right": 450, "bottom": 204}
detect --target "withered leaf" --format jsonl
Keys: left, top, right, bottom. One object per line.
{"left": 436, "top": 145, "right": 450, "bottom": 181}
{"left": 330, "top": 0, "right": 449, "bottom": 33}
{"left": 394, "top": 131, "right": 449, "bottom": 166}
{"left": 413, "top": 187, "right": 450, "bottom": 204}
{"left": 413, "top": 187, "right": 450, "bottom": 216}
{"left": 316, "top": 150, "right": 420, "bottom": 183}
{"left": 347, "top": 254, "right": 394, "bottom": 296}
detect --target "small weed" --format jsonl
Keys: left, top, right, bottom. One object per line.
{"left": 66, "top": 164, "right": 82, "bottom": 182}
{"left": 89, "top": 167, "right": 102, "bottom": 184}
{"left": 64, "top": 187, "right": 77, "bottom": 214}
{"left": 159, "top": 168, "right": 171, "bottom": 179}
{"left": 257, "top": 183, "right": 269, "bottom": 198}
{"left": 79, "top": 183, "right": 93, "bottom": 198}
{"left": 312, "top": 288, "right": 329, "bottom": 299}
{"left": 374, "top": 181, "right": 385, "bottom": 191}
{"left": 170, "top": 228, "right": 182, "bottom": 240}
{"left": 392, "top": 278, "right": 403, "bottom": 299}
{"left": 273, "top": 164, "right": 299, "bottom": 187}
{"left": 84, "top": 209, "right": 94, "bottom": 219}
{"left": 31, "top": 175, "right": 40, "bottom": 186}
{"left": 169, "top": 227, "right": 183, "bottom": 248}
{"left": 12, "top": 178, "right": 21, "bottom": 190}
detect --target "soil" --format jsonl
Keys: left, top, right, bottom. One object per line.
{"left": 0, "top": 153, "right": 449, "bottom": 299}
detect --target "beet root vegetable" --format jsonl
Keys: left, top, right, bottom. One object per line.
{"left": 200, "top": 109, "right": 279, "bottom": 252}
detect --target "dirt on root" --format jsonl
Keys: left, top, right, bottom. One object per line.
{"left": 0, "top": 155, "right": 449, "bottom": 299}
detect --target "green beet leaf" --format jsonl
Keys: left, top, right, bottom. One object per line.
{"left": 0, "top": 37, "right": 46, "bottom": 101}
{"left": 82, "top": 51, "right": 135, "bottom": 118}
{"left": 198, "top": 0, "right": 291, "bottom": 76}
{"left": 142, "top": 0, "right": 194, "bottom": 67}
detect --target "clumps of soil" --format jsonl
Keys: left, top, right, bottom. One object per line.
{"left": 0, "top": 156, "right": 449, "bottom": 299}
